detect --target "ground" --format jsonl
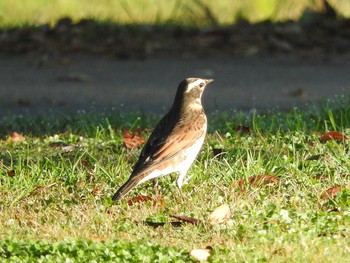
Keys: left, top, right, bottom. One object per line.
{"left": 1, "top": 18, "right": 350, "bottom": 116}
{"left": 1, "top": 53, "right": 349, "bottom": 117}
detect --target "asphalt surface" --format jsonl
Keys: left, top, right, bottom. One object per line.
{"left": 1, "top": 53, "right": 349, "bottom": 116}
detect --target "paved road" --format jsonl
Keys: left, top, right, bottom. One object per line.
{"left": 1, "top": 53, "right": 349, "bottom": 116}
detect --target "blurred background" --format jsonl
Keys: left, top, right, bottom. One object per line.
{"left": 1, "top": 0, "right": 349, "bottom": 27}
{"left": 0, "top": 0, "right": 349, "bottom": 115}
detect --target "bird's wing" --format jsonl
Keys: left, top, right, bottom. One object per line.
{"left": 131, "top": 117, "right": 206, "bottom": 177}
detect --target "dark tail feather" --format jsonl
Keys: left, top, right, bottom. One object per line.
{"left": 112, "top": 177, "right": 139, "bottom": 201}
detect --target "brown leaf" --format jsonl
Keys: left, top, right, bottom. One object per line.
{"left": 170, "top": 215, "right": 200, "bottom": 225}
{"left": 248, "top": 174, "right": 279, "bottom": 186}
{"left": 235, "top": 125, "right": 251, "bottom": 136}
{"left": 153, "top": 197, "right": 166, "bottom": 209}
{"left": 321, "top": 185, "right": 343, "bottom": 200}
{"left": 237, "top": 174, "right": 279, "bottom": 189}
{"left": 123, "top": 129, "right": 146, "bottom": 149}
{"left": 127, "top": 195, "right": 153, "bottom": 206}
{"left": 313, "top": 175, "right": 329, "bottom": 181}
{"left": 91, "top": 183, "right": 104, "bottom": 196}
{"left": 190, "top": 248, "right": 211, "bottom": 261}
{"left": 7, "top": 170, "right": 15, "bottom": 177}
{"left": 205, "top": 245, "right": 213, "bottom": 250}
{"left": 208, "top": 204, "right": 231, "bottom": 225}
{"left": 320, "top": 131, "right": 347, "bottom": 142}
{"left": 81, "top": 159, "right": 93, "bottom": 170}
{"left": 8, "top": 132, "right": 25, "bottom": 143}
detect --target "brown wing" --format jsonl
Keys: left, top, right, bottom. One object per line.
{"left": 131, "top": 115, "right": 206, "bottom": 178}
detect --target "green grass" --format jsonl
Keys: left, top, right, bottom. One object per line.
{"left": 1, "top": 0, "right": 350, "bottom": 28}
{"left": 0, "top": 97, "right": 350, "bottom": 262}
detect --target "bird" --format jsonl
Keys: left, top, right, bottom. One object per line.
{"left": 112, "top": 77, "right": 213, "bottom": 201}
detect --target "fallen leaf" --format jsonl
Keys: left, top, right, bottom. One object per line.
{"left": 153, "top": 197, "right": 166, "bottom": 209}
{"left": 320, "top": 131, "right": 347, "bottom": 142}
{"left": 208, "top": 204, "right": 231, "bottom": 225}
{"left": 7, "top": 170, "right": 15, "bottom": 177}
{"left": 170, "top": 215, "right": 200, "bottom": 225}
{"left": 321, "top": 185, "right": 343, "bottom": 200}
{"left": 190, "top": 248, "right": 211, "bottom": 261}
{"left": 248, "top": 174, "right": 279, "bottom": 186}
{"left": 205, "top": 245, "right": 213, "bottom": 250}
{"left": 127, "top": 195, "right": 153, "bottom": 206}
{"left": 8, "top": 132, "right": 25, "bottom": 143}
{"left": 313, "top": 175, "right": 329, "bottom": 181}
{"left": 306, "top": 154, "right": 323, "bottom": 161}
{"left": 235, "top": 125, "right": 251, "bottom": 136}
{"left": 91, "top": 183, "right": 104, "bottom": 196}
{"left": 81, "top": 159, "right": 93, "bottom": 170}
{"left": 123, "top": 129, "right": 146, "bottom": 149}
{"left": 237, "top": 174, "right": 279, "bottom": 189}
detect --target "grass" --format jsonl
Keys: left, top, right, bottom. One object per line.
{"left": 0, "top": 96, "right": 350, "bottom": 262}
{"left": 1, "top": 0, "right": 350, "bottom": 28}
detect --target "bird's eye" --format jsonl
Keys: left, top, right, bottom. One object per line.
{"left": 199, "top": 83, "right": 204, "bottom": 88}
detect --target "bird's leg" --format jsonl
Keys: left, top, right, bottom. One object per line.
{"left": 183, "top": 175, "right": 193, "bottom": 185}
{"left": 152, "top": 178, "right": 160, "bottom": 199}
{"left": 176, "top": 171, "right": 189, "bottom": 200}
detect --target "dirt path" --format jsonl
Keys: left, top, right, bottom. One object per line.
{"left": 1, "top": 53, "right": 349, "bottom": 116}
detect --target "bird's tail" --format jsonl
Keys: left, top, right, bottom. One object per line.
{"left": 112, "top": 177, "right": 139, "bottom": 201}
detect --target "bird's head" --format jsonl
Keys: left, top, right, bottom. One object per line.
{"left": 173, "top": 78, "right": 213, "bottom": 109}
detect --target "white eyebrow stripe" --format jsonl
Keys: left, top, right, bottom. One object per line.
{"left": 186, "top": 79, "right": 205, "bottom": 92}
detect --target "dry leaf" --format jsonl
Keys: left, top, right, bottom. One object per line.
{"left": 237, "top": 174, "right": 279, "bottom": 189}
{"left": 248, "top": 174, "right": 279, "bottom": 186}
{"left": 123, "top": 129, "right": 146, "bottom": 149}
{"left": 127, "top": 195, "right": 153, "bottom": 206}
{"left": 321, "top": 185, "right": 343, "bottom": 200}
{"left": 153, "top": 197, "right": 166, "bottom": 209}
{"left": 7, "top": 170, "right": 15, "bottom": 177}
{"left": 8, "top": 132, "right": 25, "bottom": 143}
{"left": 320, "top": 131, "right": 347, "bottom": 142}
{"left": 81, "top": 159, "right": 93, "bottom": 170}
{"left": 235, "top": 125, "right": 251, "bottom": 136}
{"left": 190, "top": 248, "right": 211, "bottom": 261}
{"left": 170, "top": 215, "right": 200, "bottom": 225}
{"left": 208, "top": 204, "right": 231, "bottom": 225}
{"left": 91, "top": 183, "right": 104, "bottom": 196}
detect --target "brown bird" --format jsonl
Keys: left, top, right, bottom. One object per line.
{"left": 112, "top": 78, "right": 213, "bottom": 201}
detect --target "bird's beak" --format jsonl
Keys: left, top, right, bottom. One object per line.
{"left": 206, "top": 79, "right": 214, "bottom": 85}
